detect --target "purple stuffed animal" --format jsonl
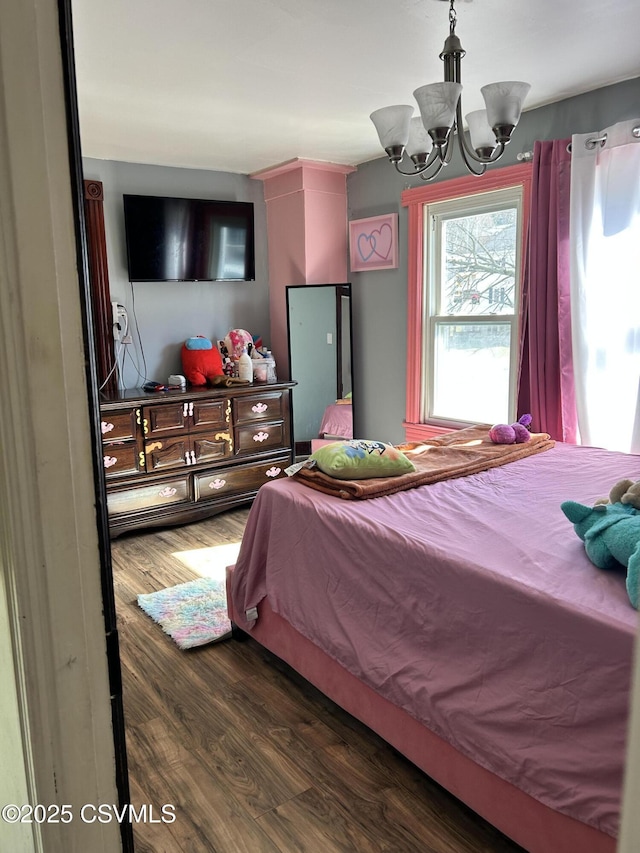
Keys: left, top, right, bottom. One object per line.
{"left": 489, "top": 414, "right": 532, "bottom": 444}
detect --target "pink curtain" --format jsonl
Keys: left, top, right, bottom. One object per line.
{"left": 517, "top": 139, "right": 578, "bottom": 442}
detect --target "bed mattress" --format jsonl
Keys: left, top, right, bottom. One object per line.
{"left": 230, "top": 441, "right": 639, "bottom": 837}
{"left": 318, "top": 402, "right": 353, "bottom": 439}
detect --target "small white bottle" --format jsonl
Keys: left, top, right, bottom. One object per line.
{"left": 237, "top": 346, "right": 253, "bottom": 383}
{"left": 265, "top": 350, "right": 277, "bottom": 383}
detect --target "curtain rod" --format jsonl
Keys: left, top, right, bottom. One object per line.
{"left": 566, "top": 124, "right": 640, "bottom": 154}
{"left": 518, "top": 124, "right": 640, "bottom": 158}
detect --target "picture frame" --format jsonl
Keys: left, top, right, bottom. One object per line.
{"left": 349, "top": 213, "right": 398, "bottom": 272}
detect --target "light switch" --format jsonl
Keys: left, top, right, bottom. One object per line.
{"left": 326, "top": 332, "right": 333, "bottom": 344}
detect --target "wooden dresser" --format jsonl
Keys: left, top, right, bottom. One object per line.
{"left": 99, "top": 382, "right": 295, "bottom": 537}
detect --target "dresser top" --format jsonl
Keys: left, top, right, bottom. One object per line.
{"left": 100, "top": 380, "right": 296, "bottom": 408}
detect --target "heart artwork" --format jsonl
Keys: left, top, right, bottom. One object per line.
{"left": 357, "top": 222, "right": 393, "bottom": 263}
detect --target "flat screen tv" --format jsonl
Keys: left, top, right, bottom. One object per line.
{"left": 123, "top": 194, "right": 255, "bottom": 282}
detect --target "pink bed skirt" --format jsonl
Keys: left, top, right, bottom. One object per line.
{"left": 226, "top": 565, "right": 615, "bottom": 853}
{"left": 310, "top": 438, "right": 343, "bottom": 453}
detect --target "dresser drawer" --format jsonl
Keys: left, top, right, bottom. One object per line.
{"left": 192, "top": 432, "right": 231, "bottom": 464}
{"left": 144, "top": 436, "right": 190, "bottom": 471}
{"left": 192, "top": 399, "right": 229, "bottom": 431}
{"left": 194, "top": 456, "right": 289, "bottom": 503}
{"left": 103, "top": 443, "right": 142, "bottom": 478}
{"left": 234, "top": 392, "right": 284, "bottom": 424}
{"left": 145, "top": 430, "right": 231, "bottom": 471}
{"left": 235, "top": 420, "right": 285, "bottom": 455}
{"left": 142, "top": 402, "right": 189, "bottom": 437}
{"left": 101, "top": 408, "right": 139, "bottom": 442}
{"left": 107, "top": 476, "right": 190, "bottom": 516}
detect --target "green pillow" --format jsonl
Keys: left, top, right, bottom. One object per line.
{"left": 309, "top": 439, "right": 416, "bottom": 480}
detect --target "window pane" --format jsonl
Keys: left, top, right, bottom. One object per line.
{"left": 441, "top": 208, "right": 517, "bottom": 316}
{"left": 432, "top": 323, "right": 511, "bottom": 424}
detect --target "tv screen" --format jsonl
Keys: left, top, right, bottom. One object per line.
{"left": 123, "top": 194, "right": 255, "bottom": 282}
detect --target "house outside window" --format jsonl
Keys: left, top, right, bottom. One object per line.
{"left": 402, "top": 164, "right": 532, "bottom": 442}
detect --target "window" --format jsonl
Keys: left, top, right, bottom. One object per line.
{"left": 427, "top": 188, "right": 522, "bottom": 425}
{"left": 402, "top": 164, "right": 532, "bottom": 442}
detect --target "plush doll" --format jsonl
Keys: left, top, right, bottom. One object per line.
{"left": 180, "top": 336, "right": 223, "bottom": 386}
{"left": 595, "top": 479, "right": 640, "bottom": 510}
{"left": 489, "top": 414, "right": 532, "bottom": 444}
{"left": 218, "top": 340, "right": 234, "bottom": 376}
{"left": 224, "top": 328, "right": 253, "bottom": 362}
{"left": 560, "top": 500, "right": 640, "bottom": 609}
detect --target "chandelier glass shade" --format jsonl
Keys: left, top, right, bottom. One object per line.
{"left": 370, "top": 0, "right": 530, "bottom": 180}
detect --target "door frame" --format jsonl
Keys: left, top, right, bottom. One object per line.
{"left": 0, "top": 0, "right": 131, "bottom": 849}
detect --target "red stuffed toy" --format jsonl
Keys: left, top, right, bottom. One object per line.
{"left": 180, "top": 336, "right": 223, "bottom": 386}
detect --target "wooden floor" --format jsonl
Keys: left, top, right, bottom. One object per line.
{"left": 111, "top": 508, "right": 525, "bottom": 853}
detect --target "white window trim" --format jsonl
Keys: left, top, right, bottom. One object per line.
{"left": 423, "top": 186, "right": 525, "bottom": 428}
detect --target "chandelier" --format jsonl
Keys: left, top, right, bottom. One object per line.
{"left": 370, "top": 0, "right": 530, "bottom": 181}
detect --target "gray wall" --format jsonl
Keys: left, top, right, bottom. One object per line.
{"left": 84, "top": 77, "right": 640, "bottom": 426}
{"left": 82, "top": 159, "right": 271, "bottom": 390}
{"left": 347, "top": 77, "right": 640, "bottom": 443}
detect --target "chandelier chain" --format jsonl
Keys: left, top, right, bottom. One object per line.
{"left": 449, "top": 0, "right": 457, "bottom": 34}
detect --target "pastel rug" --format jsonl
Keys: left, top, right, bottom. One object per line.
{"left": 137, "top": 577, "right": 232, "bottom": 650}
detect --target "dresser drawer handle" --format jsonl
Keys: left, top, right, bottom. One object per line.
{"left": 253, "top": 431, "right": 269, "bottom": 443}
{"left": 101, "top": 421, "right": 114, "bottom": 435}
{"left": 208, "top": 478, "right": 227, "bottom": 490}
{"left": 265, "top": 466, "right": 281, "bottom": 478}
{"left": 252, "top": 402, "right": 268, "bottom": 413}
{"left": 183, "top": 402, "right": 189, "bottom": 418}
{"left": 158, "top": 487, "right": 177, "bottom": 498}
{"left": 103, "top": 455, "right": 117, "bottom": 468}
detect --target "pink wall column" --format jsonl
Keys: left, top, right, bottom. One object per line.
{"left": 251, "top": 158, "right": 355, "bottom": 378}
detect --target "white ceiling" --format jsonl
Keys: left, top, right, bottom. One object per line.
{"left": 71, "top": 0, "right": 640, "bottom": 176}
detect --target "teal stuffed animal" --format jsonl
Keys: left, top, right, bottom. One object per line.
{"left": 561, "top": 500, "right": 640, "bottom": 609}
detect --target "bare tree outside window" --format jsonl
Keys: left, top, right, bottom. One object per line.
{"left": 442, "top": 209, "right": 517, "bottom": 316}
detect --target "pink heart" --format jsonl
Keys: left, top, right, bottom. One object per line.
{"left": 371, "top": 223, "right": 392, "bottom": 260}
{"left": 357, "top": 232, "right": 377, "bottom": 262}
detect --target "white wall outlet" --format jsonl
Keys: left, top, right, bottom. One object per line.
{"left": 112, "top": 303, "right": 128, "bottom": 342}
{"left": 111, "top": 301, "right": 121, "bottom": 341}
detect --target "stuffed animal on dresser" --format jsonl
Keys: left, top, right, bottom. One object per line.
{"left": 180, "top": 336, "right": 223, "bottom": 386}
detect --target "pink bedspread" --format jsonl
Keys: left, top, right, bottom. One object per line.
{"left": 230, "top": 442, "right": 639, "bottom": 837}
{"left": 318, "top": 402, "right": 353, "bottom": 438}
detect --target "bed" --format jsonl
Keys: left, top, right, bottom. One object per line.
{"left": 317, "top": 400, "right": 353, "bottom": 440}
{"left": 226, "top": 428, "right": 639, "bottom": 853}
